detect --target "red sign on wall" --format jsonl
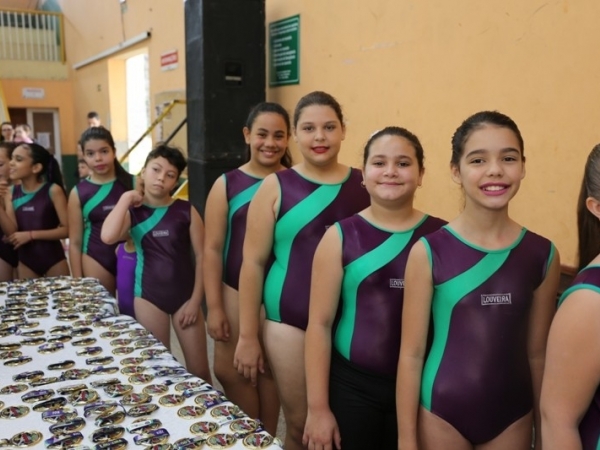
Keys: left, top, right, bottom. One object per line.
{"left": 160, "top": 50, "right": 178, "bottom": 71}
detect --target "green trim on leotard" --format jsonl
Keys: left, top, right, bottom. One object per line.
{"left": 558, "top": 283, "right": 600, "bottom": 307}
{"left": 420, "top": 247, "right": 511, "bottom": 410}
{"left": 223, "top": 180, "right": 261, "bottom": 264}
{"left": 12, "top": 183, "right": 46, "bottom": 210}
{"left": 81, "top": 181, "right": 114, "bottom": 253}
{"left": 130, "top": 205, "right": 169, "bottom": 298}
{"left": 334, "top": 218, "right": 423, "bottom": 359}
{"left": 263, "top": 183, "right": 342, "bottom": 322}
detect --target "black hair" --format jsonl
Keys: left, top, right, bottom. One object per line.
{"left": 450, "top": 111, "right": 525, "bottom": 167}
{"left": 293, "top": 91, "right": 344, "bottom": 128}
{"left": 144, "top": 144, "right": 187, "bottom": 177}
{"left": 87, "top": 111, "right": 100, "bottom": 120}
{"left": 244, "top": 102, "right": 293, "bottom": 168}
{"left": 577, "top": 143, "right": 600, "bottom": 270}
{"left": 18, "top": 142, "right": 65, "bottom": 191}
{"left": 363, "top": 126, "right": 425, "bottom": 170}
{"left": 0, "top": 141, "right": 16, "bottom": 159}
{"left": 79, "top": 126, "right": 133, "bottom": 190}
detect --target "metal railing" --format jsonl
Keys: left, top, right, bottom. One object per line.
{"left": 0, "top": 8, "right": 65, "bottom": 62}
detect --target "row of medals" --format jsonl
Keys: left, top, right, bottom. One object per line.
{"left": 0, "top": 277, "right": 283, "bottom": 449}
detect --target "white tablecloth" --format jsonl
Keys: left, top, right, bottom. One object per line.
{"left": 0, "top": 277, "right": 282, "bottom": 449}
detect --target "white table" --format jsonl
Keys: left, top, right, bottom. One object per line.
{"left": 0, "top": 277, "right": 283, "bottom": 449}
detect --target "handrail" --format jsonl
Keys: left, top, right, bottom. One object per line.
{"left": 118, "top": 99, "right": 186, "bottom": 165}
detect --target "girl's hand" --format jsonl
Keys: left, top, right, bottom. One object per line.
{"left": 178, "top": 299, "right": 200, "bottom": 329}
{"left": 128, "top": 190, "right": 143, "bottom": 208}
{"left": 207, "top": 306, "right": 230, "bottom": 342}
{"left": 233, "top": 337, "right": 264, "bottom": 386}
{"left": 303, "top": 408, "right": 342, "bottom": 450}
{"left": 8, "top": 231, "right": 32, "bottom": 249}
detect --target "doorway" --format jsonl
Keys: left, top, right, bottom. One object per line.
{"left": 7, "top": 107, "right": 61, "bottom": 165}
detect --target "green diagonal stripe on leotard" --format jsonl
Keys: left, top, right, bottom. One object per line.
{"left": 82, "top": 182, "right": 114, "bottom": 253}
{"left": 223, "top": 181, "right": 261, "bottom": 265}
{"left": 420, "top": 250, "right": 510, "bottom": 410}
{"left": 335, "top": 229, "right": 414, "bottom": 359}
{"left": 130, "top": 206, "right": 169, "bottom": 299}
{"left": 12, "top": 191, "right": 35, "bottom": 210}
{"left": 263, "top": 183, "right": 342, "bottom": 321}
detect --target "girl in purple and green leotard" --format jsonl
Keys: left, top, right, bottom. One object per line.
{"left": 0, "top": 142, "right": 70, "bottom": 279}
{"left": 68, "top": 127, "right": 134, "bottom": 296}
{"left": 541, "top": 144, "right": 600, "bottom": 450}
{"left": 203, "top": 102, "right": 292, "bottom": 435}
{"left": 101, "top": 144, "right": 211, "bottom": 383}
{"left": 303, "top": 127, "right": 446, "bottom": 450}
{"left": 398, "top": 111, "right": 561, "bottom": 450}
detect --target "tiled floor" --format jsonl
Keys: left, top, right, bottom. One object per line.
{"left": 169, "top": 327, "right": 286, "bottom": 440}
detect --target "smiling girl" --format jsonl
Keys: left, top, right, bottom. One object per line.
{"left": 203, "top": 102, "right": 292, "bottom": 434}
{"left": 397, "top": 111, "right": 560, "bottom": 450}
{"left": 303, "top": 127, "right": 445, "bottom": 450}
{"left": 234, "top": 91, "right": 370, "bottom": 450}
{"left": 0, "top": 142, "right": 69, "bottom": 278}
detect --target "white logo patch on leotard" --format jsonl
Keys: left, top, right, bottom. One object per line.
{"left": 481, "top": 293, "right": 512, "bottom": 305}
{"left": 152, "top": 230, "right": 169, "bottom": 238}
{"left": 102, "top": 205, "right": 116, "bottom": 211}
{"left": 22, "top": 206, "right": 35, "bottom": 212}
{"left": 389, "top": 278, "right": 404, "bottom": 289}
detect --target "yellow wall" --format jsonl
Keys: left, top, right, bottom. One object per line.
{"left": 266, "top": 0, "right": 600, "bottom": 267}
{"left": 1, "top": 78, "right": 75, "bottom": 154}
{"left": 60, "top": 0, "right": 186, "bottom": 146}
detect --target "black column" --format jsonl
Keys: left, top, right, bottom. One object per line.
{"left": 184, "top": 0, "right": 266, "bottom": 215}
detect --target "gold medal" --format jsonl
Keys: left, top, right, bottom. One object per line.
{"left": 89, "top": 437, "right": 127, "bottom": 450}
{"left": 143, "top": 384, "right": 168, "bottom": 395}
{"left": 120, "top": 357, "right": 145, "bottom": 366}
{"left": 32, "top": 396, "right": 67, "bottom": 412}
{"left": 0, "top": 405, "right": 30, "bottom": 419}
{"left": 61, "top": 368, "right": 91, "bottom": 380}
{"left": 128, "top": 329, "right": 150, "bottom": 338}
{"left": 121, "top": 365, "right": 146, "bottom": 375}
{"left": 0, "top": 342, "right": 21, "bottom": 351}
{"left": 112, "top": 346, "right": 134, "bottom": 355}
{"left": 175, "top": 380, "right": 205, "bottom": 392}
{"left": 91, "top": 366, "right": 120, "bottom": 375}
{"left": 47, "top": 334, "right": 72, "bottom": 344}
{"left": 76, "top": 346, "right": 103, "bottom": 356}
{"left": 140, "top": 348, "right": 168, "bottom": 358}
{"left": 121, "top": 392, "right": 152, "bottom": 406}
{"left": 129, "top": 373, "right": 155, "bottom": 385}
{"left": 72, "top": 337, "right": 97, "bottom": 347}
{"left": 210, "top": 404, "right": 241, "bottom": 419}
{"left": 49, "top": 325, "right": 72, "bottom": 334}
{"left": 69, "top": 388, "right": 99, "bottom": 405}
{"left": 173, "top": 437, "right": 204, "bottom": 449}
{"left": 0, "top": 350, "right": 22, "bottom": 360}
{"left": 133, "top": 338, "right": 158, "bottom": 349}
{"left": 57, "top": 383, "right": 87, "bottom": 395}
{"left": 178, "top": 405, "right": 206, "bottom": 419}
{"left": 190, "top": 420, "right": 219, "bottom": 436}
{"left": 49, "top": 416, "right": 86, "bottom": 434}
{"left": 27, "top": 311, "right": 50, "bottom": 319}
{"left": 19, "top": 329, "right": 45, "bottom": 337}
{"left": 4, "top": 355, "right": 32, "bottom": 366}
{"left": 71, "top": 327, "right": 93, "bottom": 337}
{"left": 0, "top": 383, "right": 29, "bottom": 394}
{"left": 19, "top": 321, "right": 40, "bottom": 329}
{"left": 230, "top": 418, "right": 259, "bottom": 434}
{"left": 127, "top": 403, "right": 159, "bottom": 417}
{"left": 72, "top": 319, "right": 94, "bottom": 327}
{"left": 205, "top": 433, "right": 236, "bottom": 449}
{"left": 242, "top": 433, "right": 275, "bottom": 449}
{"left": 95, "top": 410, "right": 126, "bottom": 427}
{"left": 104, "top": 384, "right": 133, "bottom": 397}
{"left": 100, "top": 331, "right": 121, "bottom": 339}
{"left": 30, "top": 376, "right": 60, "bottom": 387}
{"left": 127, "top": 417, "right": 162, "bottom": 434}
{"left": 20, "top": 337, "right": 46, "bottom": 346}
{"left": 90, "top": 426, "right": 125, "bottom": 443}
{"left": 47, "top": 360, "right": 75, "bottom": 371}
{"left": 86, "top": 356, "right": 114, "bottom": 365}
{"left": 41, "top": 406, "right": 78, "bottom": 423}
{"left": 38, "top": 342, "right": 64, "bottom": 354}
{"left": 9, "top": 430, "right": 42, "bottom": 447}
{"left": 158, "top": 393, "right": 185, "bottom": 407}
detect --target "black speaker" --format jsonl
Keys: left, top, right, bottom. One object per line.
{"left": 185, "top": 0, "right": 266, "bottom": 215}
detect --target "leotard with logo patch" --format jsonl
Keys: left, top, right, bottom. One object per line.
{"left": 129, "top": 199, "right": 195, "bottom": 314}
{"left": 334, "top": 214, "right": 445, "bottom": 377}
{"left": 420, "top": 226, "right": 555, "bottom": 445}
